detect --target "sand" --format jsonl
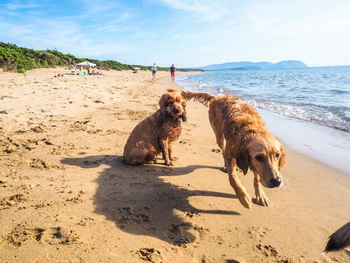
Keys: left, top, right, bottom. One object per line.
{"left": 0, "top": 68, "right": 349, "bottom": 262}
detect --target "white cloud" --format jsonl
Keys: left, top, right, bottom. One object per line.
{"left": 159, "top": 0, "right": 233, "bottom": 20}
{"left": 1, "top": 0, "right": 350, "bottom": 67}
{"left": 93, "top": 13, "right": 134, "bottom": 33}
{"left": 78, "top": 0, "right": 123, "bottom": 15}
{"left": 5, "top": 0, "right": 40, "bottom": 10}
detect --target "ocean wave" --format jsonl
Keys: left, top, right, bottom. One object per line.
{"left": 245, "top": 99, "right": 350, "bottom": 132}
{"left": 177, "top": 67, "right": 350, "bottom": 133}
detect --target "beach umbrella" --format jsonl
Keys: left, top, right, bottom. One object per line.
{"left": 76, "top": 61, "right": 96, "bottom": 67}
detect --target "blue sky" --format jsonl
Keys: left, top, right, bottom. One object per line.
{"left": 1, "top": 0, "right": 350, "bottom": 68}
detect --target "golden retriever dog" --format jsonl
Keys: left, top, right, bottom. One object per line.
{"left": 325, "top": 222, "right": 350, "bottom": 252}
{"left": 179, "top": 90, "right": 286, "bottom": 209}
{"left": 123, "top": 89, "right": 186, "bottom": 166}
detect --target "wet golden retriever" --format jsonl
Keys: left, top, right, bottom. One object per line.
{"left": 179, "top": 90, "right": 286, "bottom": 208}
{"left": 123, "top": 90, "right": 186, "bottom": 166}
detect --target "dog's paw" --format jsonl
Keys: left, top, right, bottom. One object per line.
{"left": 170, "top": 156, "right": 178, "bottom": 161}
{"left": 238, "top": 193, "right": 252, "bottom": 209}
{"left": 165, "top": 161, "right": 174, "bottom": 166}
{"left": 255, "top": 193, "right": 271, "bottom": 207}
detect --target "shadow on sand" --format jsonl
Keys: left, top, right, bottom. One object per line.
{"left": 61, "top": 155, "right": 239, "bottom": 245}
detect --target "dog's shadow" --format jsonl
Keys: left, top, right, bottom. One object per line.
{"left": 61, "top": 155, "right": 239, "bottom": 245}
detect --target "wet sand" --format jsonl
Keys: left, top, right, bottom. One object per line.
{"left": 257, "top": 108, "right": 350, "bottom": 174}
{"left": 0, "top": 68, "right": 349, "bottom": 262}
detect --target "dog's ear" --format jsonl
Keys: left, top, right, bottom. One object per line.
{"left": 236, "top": 149, "right": 249, "bottom": 175}
{"left": 159, "top": 94, "right": 167, "bottom": 108}
{"left": 278, "top": 146, "right": 286, "bottom": 169}
{"left": 156, "top": 108, "right": 167, "bottom": 123}
{"left": 181, "top": 100, "right": 187, "bottom": 122}
{"left": 181, "top": 111, "right": 187, "bottom": 122}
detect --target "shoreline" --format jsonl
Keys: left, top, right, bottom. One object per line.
{"left": 0, "top": 68, "right": 349, "bottom": 262}
{"left": 258, "top": 108, "right": 350, "bottom": 175}
{"left": 176, "top": 73, "right": 350, "bottom": 176}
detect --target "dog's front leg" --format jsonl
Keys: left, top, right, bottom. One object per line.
{"left": 168, "top": 143, "right": 178, "bottom": 162}
{"left": 253, "top": 172, "right": 271, "bottom": 206}
{"left": 225, "top": 155, "right": 252, "bottom": 209}
{"left": 160, "top": 139, "right": 173, "bottom": 166}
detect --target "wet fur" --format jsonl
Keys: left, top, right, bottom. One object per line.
{"left": 123, "top": 90, "right": 187, "bottom": 166}
{"left": 179, "top": 90, "right": 286, "bottom": 208}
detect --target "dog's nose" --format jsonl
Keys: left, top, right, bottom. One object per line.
{"left": 270, "top": 177, "right": 282, "bottom": 187}
{"left": 174, "top": 108, "right": 180, "bottom": 114}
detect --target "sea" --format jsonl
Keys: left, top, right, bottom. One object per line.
{"left": 176, "top": 66, "right": 350, "bottom": 174}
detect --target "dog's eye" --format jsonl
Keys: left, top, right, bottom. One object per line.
{"left": 255, "top": 155, "right": 264, "bottom": 162}
{"left": 275, "top": 153, "right": 280, "bottom": 159}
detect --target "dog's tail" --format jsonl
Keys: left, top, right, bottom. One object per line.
{"left": 325, "top": 222, "right": 350, "bottom": 252}
{"left": 168, "top": 89, "right": 215, "bottom": 107}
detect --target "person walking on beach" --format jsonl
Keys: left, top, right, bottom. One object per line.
{"left": 170, "top": 64, "right": 176, "bottom": 82}
{"left": 151, "top": 63, "right": 157, "bottom": 80}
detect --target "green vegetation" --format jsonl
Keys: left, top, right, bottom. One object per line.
{"left": 0, "top": 42, "right": 177, "bottom": 73}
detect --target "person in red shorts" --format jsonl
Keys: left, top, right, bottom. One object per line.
{"left": 170, "top": 64, "right": 176, "bottom": 82}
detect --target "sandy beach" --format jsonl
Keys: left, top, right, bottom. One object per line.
{"left": 0, "top": 68, "right": 349, "bottom": 262}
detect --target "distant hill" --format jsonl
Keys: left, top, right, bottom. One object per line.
{"left": 268, "top": 60, "right": 308, "bottom": 69}
{"left": 195, "top": 60, "right": 308, "bottom": 71}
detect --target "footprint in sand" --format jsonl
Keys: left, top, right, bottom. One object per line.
{"left": 28, "top": 158, "right": 64, "bottom": 170}
{"left": 168, "top": 222, "right": 208, "bottom": 247}
{"left": 137, "top": 248, "right": 163, "bottom": 263}
{"left": 0, "top": 194, "right": 25, "bottom": 210}
{"left": 255, "top": 243, "right": 292, "bottom": 261}
{"left": 3, "top": 225, "right": 81, "bottom": 246}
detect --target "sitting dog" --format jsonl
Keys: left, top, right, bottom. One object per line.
{"left": 180, "top": 90, "right": 286, "bottom": 209}
{"left": 123, "top": 89, "right": 186, "bottom": 166}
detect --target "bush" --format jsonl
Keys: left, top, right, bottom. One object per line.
{"left": 0, "top": 42, "right": 193, "bottom": 73}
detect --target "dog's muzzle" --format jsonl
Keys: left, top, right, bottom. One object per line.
{"left": 269, "top": 177, "right": 283, "bottom": 188}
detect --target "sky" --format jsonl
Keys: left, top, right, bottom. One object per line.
{"left": 1, "top": 0, "right": 350, "bottom": 68}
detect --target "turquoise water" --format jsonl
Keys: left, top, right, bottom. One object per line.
{"left": 176, "top": 67, "right": 350, "bottom": 173}
{"left": 177, "top": 67, "right": 350, "bottom": 132}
